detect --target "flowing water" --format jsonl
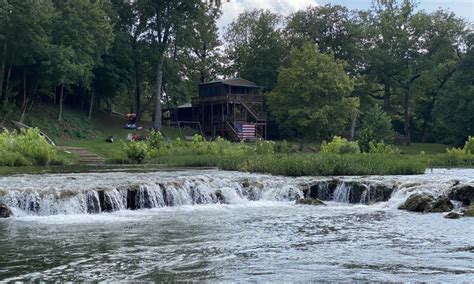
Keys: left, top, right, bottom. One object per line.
{"left": 0, "top": 169, "right": 473, "bottom": 282}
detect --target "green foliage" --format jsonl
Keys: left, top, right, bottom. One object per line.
{"left": 463, "top": 136, "right": 474, "bottom": 154}
{"left": 147, "top": 130, "right": 165, "bottom": 149}
{"left": 122, "top": 141, "right": 149, "bottom": 164}
{"left": 358, "top": 104, "right": 394, "bottom": 152}
{"left": 159, "top": 153, "right": 426, "bottom": 176}
{"left": 224, "top": 9, "right": 287, "bottom": 91}
{"left": 20, "top": 105, "right": 98, "bottom": 139}
{"left": 255, "top": 139, "right": 275, "bottom": 155}
{"left": 321, "top": 136, "right": 360, "bottom": 154}
{"left": 268, "top": 43, "right": 357, "bottom": 140}
{"left": 0, "top": 128, "right": 63, "bottom": 166}
{"left": 16, "top": 128, "right": 55, "bottom": 165}
{"left": 446, "top": 136, "right": 474, "bottom": 156}
{"left": 368, "top": 141, "right": 400, "bottom": 155}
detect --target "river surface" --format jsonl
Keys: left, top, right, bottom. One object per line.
{"left": 0, "top": 169, "right": 473, "bottom": 282}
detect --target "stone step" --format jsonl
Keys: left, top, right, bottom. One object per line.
{"left": 58, "top": 146, "right": 105, "bottom": 164}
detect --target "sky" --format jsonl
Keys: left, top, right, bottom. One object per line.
{"left": 217, "top": 0, "right": 474, "bottom": 31}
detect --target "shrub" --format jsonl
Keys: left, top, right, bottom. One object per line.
{"left": 16, "top": 128, "right": 55, "bottom": 165}
{"left": 321, "top": 136, "right": 360, "bottom": 154}
{"left": 0, "top": 150, "right": 29, "bottom": 166}
{"left": 275, "top": 140, "right": 291, "bottom": 153}
{"left": 368, "top": 141, "right": 400, "bottom": 155}
{"left": 358, "top": 105, "right": 394, "bottom": 151}
{"left": 255, "top": 139, "right": 275, "bottom": 154}
{"left": 147, "top": 130, "right": 165, "bottom": 149}
{"left": 122, "top": 141, "right": 149, "bottom": 163}
{"left": 463, "top": 136, "right": 474, "bottom": 154}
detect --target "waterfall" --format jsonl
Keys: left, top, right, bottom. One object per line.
{"left": 1, "top": 169, "right": 472, "bottom": 217}
{"left": 0, "top": 174, "right": 305, "bottom": 216}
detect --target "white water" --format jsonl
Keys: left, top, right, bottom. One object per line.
{"left": 1, "top": 169, "right": 474, "bottom": 282}
{"left": 0, "top": 169, "right": 473, "bottom": 216}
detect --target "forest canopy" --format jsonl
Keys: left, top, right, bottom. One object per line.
{"left": 0, "top": 0, "right": 472, "bottom": 146}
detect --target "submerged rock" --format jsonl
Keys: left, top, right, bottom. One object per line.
{"left": 398, "top": 194, "right": 434, "bottom": 212}
{"left": 444, "top": 212, "right": 463, "bottom": 219}
{"left": 0, "top": 204, "right": 12, "bottom": 218}
{"left": 296, "top": 198, "right": 326, "bottom": 206}
{"left": 448, "top": 185, "right": 474, "bottom": 206}
{"left": 428, "top": 196, "right": 454, "bottom": 213}
{"left": 463, "top": 205, "right": 474, "bottom": 217}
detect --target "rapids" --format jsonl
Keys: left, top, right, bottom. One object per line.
{"left": 0, "top": 168, "right": 473, "bottom": 281}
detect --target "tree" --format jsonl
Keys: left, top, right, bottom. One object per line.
{"left": 50, "top": 0, "right": 113, "bottom": 121}
{"left": 224, "top": 9, "right": 287, "bottom": 91}
{"left": 357, "top": 104, "right": 394, "bottom": 151}
{"left": 361, "top": 0, "right": 417, "bottom": 113}
{"left": 137, "top": 0, "right": 203, "bottom": 130}
{"left": 411, "top": 10, "right": 468, "bottom": 142}
{"left": 0, "top": 0, "right": 55, "bottom": 117}
{"left": 267, "top": 44, "right": 357, "bottom": 140}
{"left": 285, "top": 4, "right": 363, "bottom": 70}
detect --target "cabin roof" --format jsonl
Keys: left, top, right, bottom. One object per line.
{"left": 199, "top": 78, "right": 260, "bottom": 88}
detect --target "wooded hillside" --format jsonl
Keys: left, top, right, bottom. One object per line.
{"left": 0, "top": 0, "right": 472, "bottom": 145}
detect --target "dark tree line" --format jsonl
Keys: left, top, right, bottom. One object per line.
{"left": 0, "top": 0, "right": 472, "bottom": 145}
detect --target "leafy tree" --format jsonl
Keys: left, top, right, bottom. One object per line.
{"left": 0, "top": 0, "right": 55, "bottom": 117}
{"left": 267, "top": 44, "right": 357, "bottom": 140}
{"left": 224, "top": 9, "right": 287, "bottom": 91}
{"left": 51, "top": 0, "right": 113, "bottom": 121}
{"left": 285, "top": 4, "right": 363, "bottom": 70}
{"left": 137, "top": 0, "right": 203, "bottom": 130}
{"left": 357, "top": 104, "right": 394, "bottom": 151}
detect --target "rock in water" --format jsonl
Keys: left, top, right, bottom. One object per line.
{"left": 0, "top": 204, "right": 12, "bottom": 218}
{"left": 448, "top": 185, "right": 474, "bottom": 206}
{"left": 463, "top": 205, "right": 474, "bottom": 217}
{"left": 428, "top": 197, "right": 454, "bottom": 213}
{"left": 444, "top": 212, "right": 463, "bottom": 219}
{"left": 398, "top": 194, "right": 434, "bottom": 212}
{"left": 296, "top": 198, "right": 326, "bottom": 206}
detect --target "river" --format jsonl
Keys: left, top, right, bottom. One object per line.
{"left": 0, "top": 169, "right": 473, "bottom": 282}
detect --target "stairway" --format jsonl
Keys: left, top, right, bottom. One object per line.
{"left": 59, "top": 146, "right": 105, "bottom": 164}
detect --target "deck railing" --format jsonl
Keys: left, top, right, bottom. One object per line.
{"left": 191, "top": 94, "right": 264, "bottom": 104}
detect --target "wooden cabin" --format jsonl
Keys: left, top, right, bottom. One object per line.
{"left": 165, "top": 78, "right": 267, "bottom": 141}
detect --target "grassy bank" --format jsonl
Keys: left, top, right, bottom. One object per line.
{"left": 155, "top": 153, "right": 427, "bottom": 176}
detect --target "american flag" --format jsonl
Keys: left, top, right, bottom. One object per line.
{"left": 236, "top": 122, "right": 256, "bottom": 140}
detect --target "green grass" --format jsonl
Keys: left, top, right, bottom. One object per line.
{"left": 154, "top": 153, "right": 427, "bottom": 176}
{"left": 397, "top": 143, "right": 449, "bottom": 155}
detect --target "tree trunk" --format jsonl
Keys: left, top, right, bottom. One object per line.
{"left": 383, "top": 78, "right": 391, "bottom": 112}
{"left": 88, "top": 90, "right": 94, "bottom": 120}
{"left": 135, "top": 71, "right": 141, "bottom": 120}
{"left": 153, "top": 52, "right": 165, "bottom": 131}
{"left": 20, "top": 69, "right": 27, "bottom": 123}
{"left": 0, "top": 42, "right": 7, "bottom": 107}
{"left": 58, "top": 84, "right": 64, "bottom": 121}
{"left": 350, "top": 114, "right": 357, "bottom": 141}
{"left": 403, "top": 92, "right": 410, "bottom": 146}
{"left": 4, "top": 51, "right": 14, "bottom": 108}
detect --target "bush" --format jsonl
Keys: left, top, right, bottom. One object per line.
{"left": 122, "top": 141, "right": 149, "bottom": 163}
{"left": 16, "top": 128, "right": 55, "bottom": 165}
{"left": 255, "top": 139, "right": 275, "bottom": 154}
{"left": 321, "top": 136, "right": 360, "bottom": 154}
{"left": 358, "top": 105, "right": 394, "bottom": 151}
{"left": 368, "top": 141, "right": 400, "bottom": 155}
{"left": 147, "top": 130, "right": 165, "bottom": 149}
{"left": 0, "top": 128, "right": 60, "bottom": 166}
{"left": 445, "top": 137, "right": 474, "bottom": 156}
{"left": 463, "top": 136, "right": 474, "bottom": 154}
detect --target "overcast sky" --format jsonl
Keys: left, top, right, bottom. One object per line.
{"left": 218, "top": 0, "right": 474, "bottom": 31}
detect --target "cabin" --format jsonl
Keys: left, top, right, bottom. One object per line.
{"left": 166, "top": 78, "right": 267, "bottom": 141}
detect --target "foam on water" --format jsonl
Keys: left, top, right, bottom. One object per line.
{"left": 0, "top": 168, "right": 473, "bottom": 217}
